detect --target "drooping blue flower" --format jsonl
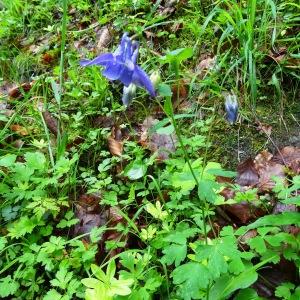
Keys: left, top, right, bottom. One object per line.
{"left": 80, "top": 33, "right": 155, "bottom": 105}
{"left": 224, "top": 93, "right": 238, "bottom": 124}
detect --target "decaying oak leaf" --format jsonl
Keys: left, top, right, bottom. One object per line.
{"left": 108, "top": 137, "right": 123, "bottom": 156}
{"left": 257, "top": 162, "right": 285, "bottom": 192}
{"left": 73, "top": 193, "right": 107, "bottom": 241}
{"left": 196, "top": 56, "right": 216, "bottom": 72}
{"left": 36, "top": 101, "right": 58, "bottom": 136}
{"left": 10, "top": 124, "right": 29, "bottom": 136}
{"left": 41, "top": 52, "right": 55, "bottom": 65}
{"left": 223, "top": 202, "right": 265, "bottom": 224}
{"left": 108, "top": 126, "right": 124, "bottom": 157}
{"left": 274, "top": 146, "right": 300, "bottom": 174}
{"left": 257, "top": 122, "right": 272, "bottom": 136}
{"left": 140, "top": 117, "right": 177, "bottom": 161}
{"left": 254, "top": 150, "right": 273, "bottom": 170}
{"left": 268, "top": 47, "right": 287, "bottom": 63}
{"left": 8, "top": 82, "right": 32, "bottom": 99}
{"left": 43, "top": 111, "right": 58, "bottom": 135}
{"left": 236, "top": 158, "right": 259, "bottom": 187}
{"left": 96, "top": 26, "right": 112, "bottom": 54}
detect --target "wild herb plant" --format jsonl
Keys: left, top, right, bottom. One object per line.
{"left": 0, "top": 0, "right": 299, "bottom": 299}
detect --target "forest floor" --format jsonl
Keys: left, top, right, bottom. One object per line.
{"left": 0, "top": 1, "right": 300, "bottom": 299}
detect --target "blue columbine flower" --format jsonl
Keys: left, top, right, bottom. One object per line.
{"left": 80, "top": 33, "right": 155, "bottom": 105}
{"left": 224, "top": 93, "right": 238, "bottom": 124}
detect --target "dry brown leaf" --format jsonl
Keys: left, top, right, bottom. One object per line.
{"left": 41, "top": 52, "right": 55, "bottom": 64}
{"left": 43, "top": 111, "right": 58, "bottom": 135}
{"left": 238, "top": 229, "right": 257, "bottom": 245}
{"left": 10, "top": 124, "right": 29, "bottom": 136}
{"left": 8, "top": 82, "right": 32, "bottom": 99}
{"left": 236, "top": 158, "right": 259, "bottom": 187}
{"left": 274, "top": 146, "right": 300, "bottom": 174}
{"left": 257, "top": 122, "right": 272, "bottom": 136}
{"left": 254, "top": 150, "right": 273, "bottom": 171}
{"left": 257, "top": 162, "right": 285, "bottom": 192}
{"left": 96, "top": 26, "right": 112, "bottom": 53}
{"left": 268, "top": 47, "right": 287, "bottom": 63}
{"left": 108, "top": 126, "right": 124, "bottom": 157}
{"left": 197, "top": 56, "right": 216, "bottom": 71}
{"left": 220, "top": 187, "right": 235, "bottom": 200}
{"left": 108, "top": 137, "right": 123, "bottom": 156}
{"left": 140, "top": 117, "right": 177, "bottom": 161}
{"left": 73, "top": 193, "right": 106, "bottom": 241}
{"left": 223, "top": 202, "right": 253, "bottom": 224}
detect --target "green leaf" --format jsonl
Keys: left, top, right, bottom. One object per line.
{"left": 0, "top": 236, "right": 7, "bottom": 251}
{"left": 209, "top": 268, "right": 258, "bottom": 300}
{"left": 43, "top": 289, "right": 63, "bottom": 300}
{"left": 81, "top": 278, "right": 101, "bottom": 289}
{"left": 110, "top": 277, "right": 134, "bottom": 296}
{"left": 172, "top": 262, "right": 210, "bottom": 300}
{"left": 162, "top": 244, "right": 187, "bottom": 267}
{"left": 107, "top": 259, "right": 116, "bottom": 281}
{"left": 90, "top": 226, "right": 106, "bottom": 243}
{"left": 0, "top": 275, "right": 19, "bottom": 297}
{"left": 248, "top": 236, "right": 267, "bottom": 254}
{"left": 235, "top": 288, "right": 262, "bottom": 300}
{"left": 158, "top": 83, "right": 172, "bottom": 97}
{"left": 164, "top": 226, "right": 199, "bottom": 244}
{"left": 8, "top": 216, "right": 43, "bottom": 238}
{"left": 247, "top": 212, "right": 300, "bottom": 229}
{"left": 195, "top": 244, "right": 228, "bottom": 278}
{"left": 124, "top": 159, "right": 147, "bottom": 180}
{"left": 164, "top": 95, "right": 173, "bottom": 116}
{"left": 156, "top": 124, "right": 174, "bottom": 135}
{"left": 102, "top": 191, "right": 118, "bottom": 206}
{"left": 24, "top": 152, "right": 46, "bottom": 170}
{"left": 50, "top": 267, "right": 73, "bottom": 290}
{"left": 161, "top": 47, "right": 193, "bottom": 64}
{"left": 91, "top": 264, "right": 107, "bottom": 283}
{"left": 275, "top": 282, "right": 295, "bottom": 300}
{"left": 0, "top": 154, "right": 17, "bottom": 167}
{"left": 198, "top": 179, "right": 219, "bottom": 203}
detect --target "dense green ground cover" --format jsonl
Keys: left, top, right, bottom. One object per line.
{"left": 0, "top": 0, "right": 299, "bottom": 299}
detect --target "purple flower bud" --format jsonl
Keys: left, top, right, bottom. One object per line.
{"left": 224, "top": 93, "right": 238, "bottom": 124}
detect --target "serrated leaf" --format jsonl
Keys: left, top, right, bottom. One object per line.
{"left": 196, "top": 244, "right": 228, "bottom": 278}
{"left": 162, "top": 244, "right": 187, "bottom": 267}
{"left": 248, "top": 236, "right": 267, "bottom": 254}
{"left": 0, "top": 275, "right": 19, "bottom": 297}
{"left": 24, "top": 152, "right": 46, "bottom": 170}
{"left": 172, "top": 262, "right": 210, "bottom": 300}
{"left": 0, "top": 154, "right": 17, "bottom": 167}
{"left": 247, "top": 212, "right": 300, "bottom": 229}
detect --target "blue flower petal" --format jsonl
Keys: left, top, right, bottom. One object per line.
{"left": 132, "top": 66, "right": 156, "bottom": 97}
{"left": 79, "top": 53, "right": 115, "bottom": 67}
{"left": 102, "top": 61, "right": 125, "bottom": 80}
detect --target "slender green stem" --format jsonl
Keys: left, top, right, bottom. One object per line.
{"left": 57, "top": 0, "right": 68, "bottom": 148}
{"left": 164, "top": 63, "right": 208, "bottom": 243}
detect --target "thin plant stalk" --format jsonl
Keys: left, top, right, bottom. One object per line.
{"left": 57, "top": 0, "right": 68, "bottom": 152}
{"left": 162, "top": 62, "right": 208, "bottom": 243}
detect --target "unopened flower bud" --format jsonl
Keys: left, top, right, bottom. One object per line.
{"left": 224, "top": 93, "right": 238, "bottom": 124}
{"left": 122, "top": 83, "right": 137, "bottom": 106}
{"left": 150, "top": 70, "right": 161, "bottom": 88}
